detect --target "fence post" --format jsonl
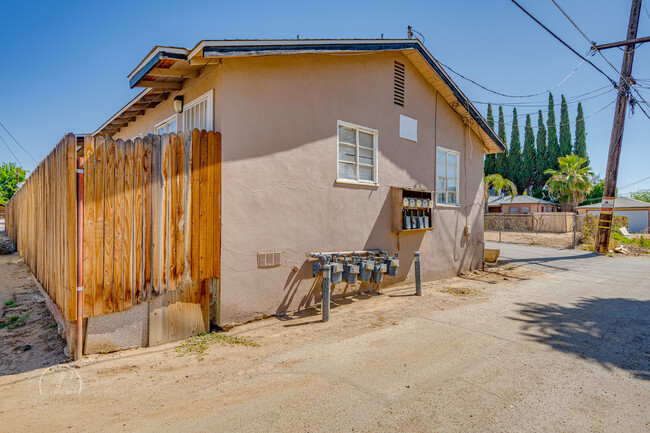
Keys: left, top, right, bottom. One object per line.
{"left": 572, "top": 213, "right": 577, "bottom": 249}
{"left": 499, "top": 213, "right": 502, "bottom": 243}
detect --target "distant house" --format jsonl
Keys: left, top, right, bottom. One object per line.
{"left": 578, "top": 197, "right": 650, "bottom": 233}
{"left": 487, "top": 195, "right": 559, "bottom": 214}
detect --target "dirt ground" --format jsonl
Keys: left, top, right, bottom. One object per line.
{"left": 485, "top": 230, "right": 576, "bottom": 249}
{"left": 1, "top": 225, "right": 648, "bottom": 432}
{"left": 0, "top": 222, "right": 67, "bottom": 375}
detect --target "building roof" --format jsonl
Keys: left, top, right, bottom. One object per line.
{"left": 578, "top": 196, "right": 650, "bottom": 209}
{"left": 93, "top": 39, "right": 505, "bottom": 153}
{"left": 487, "top": 195, "right": 557, "bottom": 206}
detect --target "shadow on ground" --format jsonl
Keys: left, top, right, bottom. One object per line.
{"left": 510, "top": 297, "right": 650, "bottom": 380}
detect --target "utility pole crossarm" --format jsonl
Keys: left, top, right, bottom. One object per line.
{"left": 594, "top": 35, "right": 650, "bottom": 50}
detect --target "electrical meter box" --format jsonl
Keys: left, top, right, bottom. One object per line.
{"left": 390, "top": 187, "right": 436, "bottom": 233}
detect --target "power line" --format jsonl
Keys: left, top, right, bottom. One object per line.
{"left": 0, "top": 134, "right": 23, "bottom": 167}
{"left": 472, "top": 86, "right": 613, "bottom": 109}
{"left": 550, "top": 0, "right": 650, "bottom": 121}
{"left": 501, "top": 98, "right": 616, "bottom": 128}
{"left": 0, "top": 121, "right": 38, "bottom": 163}
{"left": 618, "top": 175, "right": 650, "bottom": 191}
{"left": 510, "top": 0, "right": 618, "bottom": 86}
{"left": 438, "top": 57, "right": 586, "bottom": 98}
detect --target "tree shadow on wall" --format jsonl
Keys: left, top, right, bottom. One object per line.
{"left": 510, "top": 297, "right": 650, "bottom": 380}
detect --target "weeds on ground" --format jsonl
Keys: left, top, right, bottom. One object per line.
{"left": 175, "top": 332, "right": 259, "bottom": 360}
{"left": 4, "top": 300, "right": 19, "bottom": 308}
{"left": 0, "top": 313, "right": 30, "bottom": 330}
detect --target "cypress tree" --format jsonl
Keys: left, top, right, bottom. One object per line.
{"left": 494, "top": 106, "right": 508, "bottom": 176}
{"left": 535, "top": 110, "right": 548, "bottom": 187}
{"left": 574, "top": 102, "right": 588, "bottom": 164}
{"left": 508, "top": 108, "right": 522, "bottom": 191}
{"left": 547, "top": 93, "right": 561, "bottom": 170}
{"left": 521, "top": 114, "right": 536, "bottom": 191}
{"left": 559, "top": 94, "right": 572, "bottom": 156}
{"left": 484, "top": 103, "right": 496, "bottom": 175}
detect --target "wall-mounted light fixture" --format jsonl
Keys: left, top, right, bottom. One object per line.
{"left": 173, "top": 95, "right": 184, "bottom": 113}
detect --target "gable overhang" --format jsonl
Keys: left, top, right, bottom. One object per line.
{"left": 108, "top": 39, "right": 506, "bottom": 152}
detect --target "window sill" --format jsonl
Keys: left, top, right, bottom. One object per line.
{"left": 335, "top": 179, "right": 379, "bottom": 188}
{"left": 436, "top": 203, "right": 459, "bottom": 208}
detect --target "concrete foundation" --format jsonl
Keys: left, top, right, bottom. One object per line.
{"left": 84, "top": 303, "right": 149, "bottom": 354}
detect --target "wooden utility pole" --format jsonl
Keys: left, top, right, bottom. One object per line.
{"left": 595, "top": 0, "right": 642, "bottom": 254}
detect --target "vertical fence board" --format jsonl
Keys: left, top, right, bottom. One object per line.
{"left": 198, "top": 130, "right": 209, "bottom": 279}
{"left": 190, "top": 129, "right": 201, "bottom": 280}
{"left": 123, "top": 140, "right": 134, "bottom": 310}
{"left": 103, "top": 138, "right": 115, "bottom": 314}
{"left": 175, "top": 133, "right": 186, "bottom": 282}
{"left": 65, "top": 133, "right": 77, "bottom": 321}
{"left": 151, "top": 135, "right": 162, "bottom": 294}
{"left": 161, "top": 134, "right": 170, "bottom": 291}
{"left": 168, "top": 133, "right": 178, "bottom": 290}
{"left": 134, "top": 138, "right": 144, "bottom": 303}
{"left": 83, "top": 136, "right": 95, "bottom": 317}
{"left": 114, "top": 139, "right": 125, "bottom": 311}
{"left": 182, "top": 131, "right": 192, "bottom": 282}
{"left": 214, "top": 132, "right": 221, "bottom": 277}
{"left": 143, "top": 137, "right": 153, "bottom": 298}
{"left": 93, "top": 138, "right": 105, "bottom": 315}
{"left": 206, "top": 131, "right": 215, "bottom": 279}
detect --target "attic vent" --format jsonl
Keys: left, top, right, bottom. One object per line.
{"left": 394, "top": 61, "right": 405, "bottom": 107}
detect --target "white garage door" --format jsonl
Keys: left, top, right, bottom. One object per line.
{"left": 587, "top": 210, "right": 649, "bottom": 233}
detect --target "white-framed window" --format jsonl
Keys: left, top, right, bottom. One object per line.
{"left": 154, "top": 115, "right": 177, "bottom": 135}
{"left": 436, "top": 147, "right": 459, "bottom": 206}
{"left": 521, "top": 206, "right": 530, "bottom": 213}
{"left": 337, "top": 121, "right": 378, "bottom": 185}
{"left": 183, "top": 90, "right": 213, "bottom": 132}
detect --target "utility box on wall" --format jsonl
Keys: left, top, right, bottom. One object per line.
{"left": 390, "top": 187, "right": 436, "bottom": 233}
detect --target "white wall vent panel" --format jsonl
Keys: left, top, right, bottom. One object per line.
{"left": 399, "top": 115, "right": 417, "bottom": 142}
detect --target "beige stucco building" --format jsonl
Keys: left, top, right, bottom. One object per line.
{"left": 94, "top": 39, "right": 505, "bottom": 327}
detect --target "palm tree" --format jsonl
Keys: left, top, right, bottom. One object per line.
{"left": 544, "top": 155, "right": 593, "bottom": 212}
{"left": 484, "top": 174, "right": 518, "bottom": 212}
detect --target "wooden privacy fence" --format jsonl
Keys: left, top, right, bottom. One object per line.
{"left": 6, "top": 130, "right": 221, "bottom": 321}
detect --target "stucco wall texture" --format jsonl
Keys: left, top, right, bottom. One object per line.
{"left": 118, "top": 51, "right": 487, "bottom": 327}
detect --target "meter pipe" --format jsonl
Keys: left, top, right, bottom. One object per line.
{"left": 322, "top": 264, "right": 331, "bottom": 322}
{"left": 414, "top": 251, "right": 422, "bottom": 296}
{"left": 75, "top": 157, "right": 84, "bottom": 360}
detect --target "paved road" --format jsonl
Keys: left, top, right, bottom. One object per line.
{"left": 1, "top": 242, "right": 648, "bottom": 432}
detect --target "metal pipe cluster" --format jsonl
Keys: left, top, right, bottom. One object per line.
{"left": 311, "top": 251, "right": 399, "bottom": 321}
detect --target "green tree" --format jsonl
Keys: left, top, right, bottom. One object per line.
{"left": 508, "top": 108, "right": 522, "bottom": 191}
{"left": 559, "top": 94, "right": 572, "bottom": 156}
{"left": 521, "top": 114, "right": 537, "bottom": 191}
{"left": 535, "top": 110, "right": 548, "bottom": 188}
{"left": 484, "top": 173, "right": 518, "bottom": 212}
{"left": 545, "top": 155, "right": 594, "bottom": 212}
{"left": 0, "top": 162, "right": 28, "bottom": 205}
{"left": 484, "top": 104, "right": 496, "bottom": 175}
{"left": 547, "top": 93, "right": 561, "bottom": 170}
{"left": 629, "top": 189, "right": 650, "bottom": 202}
{"left": 574, "top": 102, "right": 588, "bottom": 164}
{"left": 494, "top": 106, "right": 508, "bottom": 176}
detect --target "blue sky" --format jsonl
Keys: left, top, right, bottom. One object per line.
{"left": 1, "top": 0, "right": 649, "bottom": 193}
